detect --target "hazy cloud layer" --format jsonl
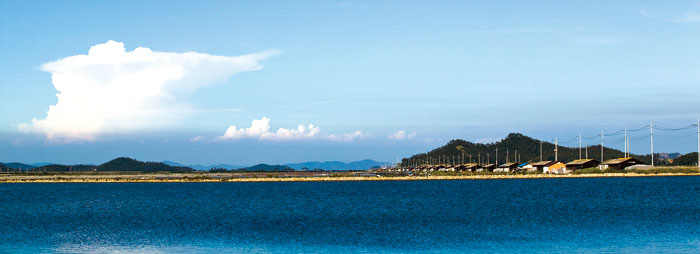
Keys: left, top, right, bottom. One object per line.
{"left": 388, "top": 130, "right": 416, "bottom": 140}
{"left": 219, "top": 117, "right": 320, "bottom": 141}
{"left": 218, "top": 117, "right": 366, "bottom": 142}
{"left": 328, "top": 131, "right": 366, "bottom": 142}
{"left": 20, "top": 40, "right": 277, "bottom": 141}
{"left": 640, "top": 5, "right": 700, "bottom": 23}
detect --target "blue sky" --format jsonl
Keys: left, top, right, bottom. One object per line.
{"left": 1, "top": 0, "right": 699, "bottom": 165}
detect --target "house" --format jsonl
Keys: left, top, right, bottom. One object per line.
{"left": 517, "top": 163, "right": 531, "bottom": 172}
{"left": 455, "top": 163, "right": 478, "bottom": 172}
{"left": 477, "top": 164, "right": 496, "bottom": 172}
{"left": 495, "top": 162, "right": 519, "bottom": 172}
{"left": 546, "top": 162, "right": 568, "bottom": 174}
{"left": 530, "top": 161, "right": 559, "bottom": 172}
{"left": 565, "top": 159, "right": 601, "bottom": 171}
{"left": 600, "top": 158, "right": 644, "bottom": 170}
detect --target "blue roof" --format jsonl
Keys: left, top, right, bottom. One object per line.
{"left": 517, "top": 163, "right": 529, "bottom": 167}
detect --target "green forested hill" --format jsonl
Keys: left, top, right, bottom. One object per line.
{"left": 401, "top": 133, "right": 669, "bottom": 166}
{"left": 97, "top": 157, "right": 193, "bottom": 172}
{"left": 28, "top": 157, "right": 194, "bottom": 173}
{"left": 670, "top": 152, "right": 699, "bottom": 166}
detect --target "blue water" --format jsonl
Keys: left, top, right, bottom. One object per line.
{"left": 2, "top": 177, "right": 700, "bottom": 253}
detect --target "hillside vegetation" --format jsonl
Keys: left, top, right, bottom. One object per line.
{"left": 401, "top": 133, "right": 689, "bottom": 166}
{"left": 26, "top": 157, "right": 194, "bottom": 173}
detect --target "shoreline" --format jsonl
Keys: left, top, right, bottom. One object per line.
{"left": 1, "top": 172, "right": 699, "bottom": 183}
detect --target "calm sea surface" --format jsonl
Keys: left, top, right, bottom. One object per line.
{"left": 2, "top": 176, "right": 700, "bottom": 253}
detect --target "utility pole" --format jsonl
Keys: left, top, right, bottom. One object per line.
{"left": 487, "top": 153, "right": 490, "bottom": 164}
{"left": 624, "top": 126, "right": 628, "bottom": 158}
{"left": 578, "top": 133, "right": 582, "bottom": 160}
{"left": 554, "top": 137, "right": 558, "bottom": 161}
{"left": 651, "top": 121, "right": 654, "bottom": 167}
{"left": 586, "top": 142, "right": 588, "bottom": 159}
{"left": 469, "top": 154, "right": 472, "bottom": 164}
{"left": 539, "top": 141, "right": 543, "bottom": 161}
{"left": 697, "top": 117, "right": 699, "bottom": 169}
{"left": 478, "top": 152, "right": 481, "bottom": 165}
{"left": 506, "top": 149, "right": 509, "bottom": 163}
{"left": 515, "top": 150, "right": 517, "bottom": 164}
{"left": 495, "top": 148, "right": 499, "bottom": 166}
{"left": 601, "top": 131, "right": 604, "bottom": 162}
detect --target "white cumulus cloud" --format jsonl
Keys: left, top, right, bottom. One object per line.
{"left": 20, "top": 40, "right": 277, "bottom": 141}
{"left": 218, "top": 117, "right": 320, "bottom": 141}
{"left": 328, "top": 131, "right": 366, "bottom": 142}
{"left": 388, "top": 130, "right": 416, "bottom": 140}
{"left": 189, "top": 136, "right": 205, "bottom": 142}
{"left": 218, "top": 117, "right": 366, "bottom": 142}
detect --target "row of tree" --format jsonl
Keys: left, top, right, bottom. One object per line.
{"left": 2, "top": 157, "right": 194, "bottom": 173}
{"left": 402, "top": 133, "right": 697, "bottom": 167}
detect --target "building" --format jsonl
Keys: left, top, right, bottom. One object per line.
{"left": 517, "top": 163, "right": 531, "bottom": 171}
{"left": 495, "top": 162, "right": 519, "bottom": 172}
{"left": 565, "top": 159, "right": 601, "bottom": 171}
{"left": 600, "top": 158, "right": 644, "bottom": 170}
{"left": 545, "top": 162, "right": 568, "bottom": 174}
{"left": 530, "top": 161, "right": 559, "bottom": 172}
{"left": 455, "top": 163, "right": 478, "bottom": 172}
{"left": 477, "top": 164, "right": 496, "bottom": 172}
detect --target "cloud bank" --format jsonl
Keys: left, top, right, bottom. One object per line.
{"left": 20, "top": 40, "right": 277, "bottom": 141}
{"left": 219, "top": 117, "right": 320, "bottom": 141}
{"left": 640, "top": 9, "right": 700, "bottom": 23}
{"left": 328, "top": 131, "right": 366, "bottom": 142}
{"left": 218, "top": 117, "right": 365, "bottom": 142}
{"left": 388, "top": 130, "right": 416, "bottom": 140}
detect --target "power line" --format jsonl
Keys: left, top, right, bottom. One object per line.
{"left": 653, "top": 124, "right": 695, "bottom": 131}
{"left": 628, "top": 125, "right": 650, "bottom": 132}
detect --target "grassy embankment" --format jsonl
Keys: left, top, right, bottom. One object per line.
{"left": 0, "top": 166, "right": 699, "bottom": 183}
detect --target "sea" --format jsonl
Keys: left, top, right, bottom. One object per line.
{"left": 1, "top": 176, "right": 700, "bottom": 253}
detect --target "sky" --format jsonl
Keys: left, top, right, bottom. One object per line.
{"left": 1, "top": 0, "right": 699, "bottom": 165}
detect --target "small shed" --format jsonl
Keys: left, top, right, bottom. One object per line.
{"left": 530, "top": 161, "right": 558, "bottom": 172}
{"left": 495, "top": 162, "right": 519, "bottom": 172}
{"left": 478, "top": 164, "right": 496, "bottom": 172}
{"left": 546, "top": 162, "right": 568, "bottom": 174}
{"left": 517, "top": 163, "right": 531, "bottom": 171}
{"left": 565, "top": 159, "right": 601, "bottom": 171}
{"left": 459, "top": 163, "right": 478, "bottom": 172}
{"left": 600, "top": 158, "right": 644, "bottom": 170}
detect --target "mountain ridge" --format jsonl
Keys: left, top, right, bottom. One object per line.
{"left": 401, "top": 133, "right": 686, "bottom": 166}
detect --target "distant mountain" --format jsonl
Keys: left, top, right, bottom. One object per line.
{"left": 29, "top": 157, "right": 194, "bottom": 173}
{"left": 402, "top": 133, "right": 664, "bottom": 166}
{"left": 162, "top": 161, "right": 245, "bottom": 171}
{"left": 31, "top": 164, "right": 96, "bottom": 172}
{"left": 658, "top": 152, "right": 682, "bottom": 160}
{"left": 285, "top": 160, "right": 389, "bottom": 171}
{"left": 670, "top": 152, "right": 698, "bottom": 166}
{"left": 2, "top": 162, "right": 36, "bottom": 169}
{"left": 31, "top": 162, "right": 55, "bottom": 167}
{"left": 98, "top": 157, "right": 193, "bottom": 172}
{"left": 238, "top": 164, "right": 293, "bottom": 171}
{"left": 163, "top": 159, "right": 388, "bottom": 171}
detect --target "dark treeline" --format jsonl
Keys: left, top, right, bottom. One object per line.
{"left": 208, "top": 163, "right": 295, "bottom": 172}
{"left": 1, "top": 157, "right": 194, "bottom": 173}
{"left": 402, "top": 133, "right": 696, "bottom": 166}
{"left": 670, "top": 152, "right": 699, "bottom": 166}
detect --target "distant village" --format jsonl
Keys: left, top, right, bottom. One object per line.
{"left": 390, "top": 157, "right": 649, "bottom": 174}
